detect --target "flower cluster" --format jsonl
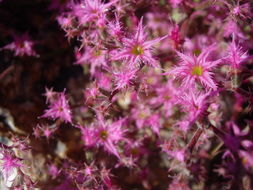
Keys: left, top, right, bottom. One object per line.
{"left": 0, "top": 0, "right": 253, "bottom": 189}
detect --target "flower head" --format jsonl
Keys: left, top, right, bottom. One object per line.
{"left": 112, "top": 66, "right": 137, "bottom": 90}
{"left": 42, "top": 91, "right": 72, "bottom": 123}
{"left": 75, "top": 46, "right": 107, "bottom": 75}
{"left": 167, "top": 44, "right": 221, "bottom": 90}
{"left": 111, "top": 17, "right": 167, "bottom": 67}
{"left": 74, "top": 0, "right": 118, "bottom": 25}
{"left": 169, "top": 0, "right": 184, "bottom": 8}
{"left": 1, "top": 36, "right": 38, "bottom": 57}
{"left": 79, "top": 114, "right": 126, "bottom": 158}
{"left": 226, "top": 35, "right": 247, "bottom": 69}
{"left": 177, "top": 90, "right": 210, "bottom": 122}
{"left": 0, "top": 147, "right": 22, "bottom": 187}
{"left": 108, "top": 13, "right": 123, "bottom": 39}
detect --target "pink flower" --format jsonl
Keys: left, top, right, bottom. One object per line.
{"left": 177, "top": 90, "right": 210, "bottom": 122}
{"left": 42, "top": 91, "right": 72, "bottom": 123}
{"left": 223, "top": 19, "right": 245, "bottom": 39}
{"left": 75, "top": 46, "right": 107, "bottom": 75}
{"left": 84, "top": 84, "right": 100, "bottom": 104}
{"left": 112, "top": 66, "right": 137, "bottom": 90}
{"left": 168, "top": 179, "right": 190, "bottom": 190}
{"left": 1, "top": 36, "right": 38, "bottom": 57}
{"left": 167, "top": 44, "right": 221, "bottom": 90}
{"left": 111, "top": 17, "right": 167, "bottom": 67}
{"left": 57, "top": 15, "right": 73, "bottom": 31}
{"left": 169, "top": 25, "right": 183, "bottom": 50}
{"left": 108, "top": 13, "right": 123, "bottom": 40}
{"left": 169, "top": 0, "right": 184, "bottom": 8}
{"left": 131, "top": 104, "right": 150, "bottom": 129}
{"left": 150, "top": 81, "right": 178, "bottom": 117}
{"left": 0, "top": 148, "right": 22, "bottom": 186}
{"left": 79, "top": 114, "right": 126, "bottom": 158}
{"left": 222, "top": 0, "right": 252, "bottom": 20}
{"left": 35, "top": 124, "right": 57, "bottom": 139}
{"left": 239, "top": 151, "right": 253, "bottom": 169}
{"left": 147, "top": 113, "right": 161, "bottom": 135}
{"left": 83, "top": 162, "right": 97, "bottom": 182}
{"left": 44, "top": 87, "right": 57, "bottom": 104}
{"left": 74, "top": 0, "right": 118, "bottom": 25}
{"left": 48, "top": 164, "right": 61, "bottom": 179}
{"left": 226, "top": 35, "right": 247, "bottom": 69}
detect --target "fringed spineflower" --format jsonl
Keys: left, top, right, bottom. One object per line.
{"left": 226, "top": 35, "right": 247, "bottom": 69}
{"left": 112, "top": 17, "right": 167, "bottom": 67}
{"left": 42, "top": 91, "right": 72, "bottom": 123}
{"left": 167, "top": 44, "right": 221, "bottom": 90}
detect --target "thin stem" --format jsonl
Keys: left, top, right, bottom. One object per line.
{"left": 187, "top": 127, "right": 203, "bottom": 153}
{"left": 231, "top": 68, "right": 239, "bottom": 89}
{"left": 0, "top": 65, "right": 14, "bottom": 81}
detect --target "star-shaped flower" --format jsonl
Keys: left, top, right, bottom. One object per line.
{"left": 167, "top": 44, "right": 221, "bottom": 90}
{"left": 111, "top": 17, "right": 167, "bottom": 67}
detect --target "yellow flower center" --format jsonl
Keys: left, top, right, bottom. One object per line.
{"left": 138, "top": 112, "right": 147, "bottom": 119}
{"left": 191, "top": 66, "right": 203, "bottom": 76}
{"left": 164, "top": 94, "right": 171, "bottom": 101}
{"left": 131, "top": 45, "right": 144, "bottom": 55}
{"left": 100, "top": 130, "right": 108, "bottom": 141}
{"left": 93, "top": 49, "right": 102, "bottom": 57}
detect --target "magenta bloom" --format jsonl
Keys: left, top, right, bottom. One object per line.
{"left": 1, "top": 37, "right": 38, "bottom": 57}
{"left": 169, "top": 0, "right": 184, "bottom": 8}
{"left": 75, "top": 46, "right": 107, "bottom": 75}
{"left": 108, "top": 13, "right": 123, "bottom": 39}
{"left": 167, "top": 44, "right": 221, "bottom": 90}
{"left": 111, "top": 17, "right": 167, "bottom": 67}
{"left": 0, "top": 148, "right": 22, "bottom": 186}
{"left": 42, "top": 91, "right": 72, "bottom": 123}
{"left": 226, "top": 35, "right": 247, "bottom": 69}
{"left": 150, "top": 80, "right": 178, "bottom": 117}
{"left": 43, "top": 87, "right": 57, "bottom": 104}
{"left": 112, "top": 66, "right": 137, "bottom": 90}
{"left": 80, "top": 114, "right": 126, "bottom": 158}
{"left": 74, "top": 0, "right": 118, "bottom": 25}
{"left": 178, "top": 90, "right": 209, "bottom": 122}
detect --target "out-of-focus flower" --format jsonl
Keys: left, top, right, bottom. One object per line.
{"left": 35, "top": 124, "right": 57, "bottom": 139}
{"left": 73, "top": 0, "right": 118, "bottom": 25}
{"left": 147, "top": 113, "right": 162, "bottom": 135}
{"left": 183, "top": 35, "right": 211, "bottom": 55}
{"left": 48, "top": 164, "right": 61, "bottom": 179}
{"left": 222, "top": 0, "right": 252, "bottom": 20}
{"left": 131, "top": 104, "right": 151, "bottom": 129}
{"left": 1, "top": 36, "right": 38, "bottom": 57}
{"left": 75, "top": 46, "right": 107, "bottom": 75}
{"left": 239, "top": 151, "right": 253, "bottom": 169}
{"left": 0, "top": 147, "right": 22, "bottom": 187}
{"left": 108, "top": 13, "right": 123, "bottom": 40}
{"left": 169, "top": 0, "right": 184, "bottom": 8}
{"left": 44, "top": 87, "right": 57, "bottom": 104}
{"left": 168, "top": 178, "right": 190, "bottom": 190}
{"left": 42, "top": 91, "right": 72, "bottom": 123}
{"left": 150, "top": 80, "right": 178, "bottom": 117}
{"left": 82, "top": 162, "right": 97, "bottom": 182}
{"left": 177, "top": 90, "right": 210, "bottom": 122}
{"left": 160, "top": 139, "right": 186, "bottom": 162}
{"left": 225, "top": 35, "right": 247, "bottom": 69}
{"left": 112, "top": 66, "right": 137, "bottom": 90}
